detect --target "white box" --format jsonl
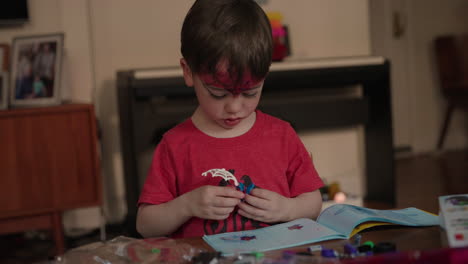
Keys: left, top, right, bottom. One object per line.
{"left": 438, "top": 194, "right": 468, "bottom": 248}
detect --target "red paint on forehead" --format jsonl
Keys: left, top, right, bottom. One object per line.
{"left": 199, "top": 70, "right": 263, "bottom": 95}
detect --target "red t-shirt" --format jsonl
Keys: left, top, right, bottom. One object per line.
{"left": 138, "top": 110, "right": 323, "bottom": 238}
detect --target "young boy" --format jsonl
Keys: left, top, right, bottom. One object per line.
{"left": 136, "top": 0, "right": 323, "bottom": 238}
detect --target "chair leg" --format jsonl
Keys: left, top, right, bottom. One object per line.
{"left": 437, "top": 103, "right": 455, "bottom": 150}
{"left": 99, "top": 207, "right": 106, "bottom": 241}
{"left": 51, "top": 212, "right": 65, "bottom": 256}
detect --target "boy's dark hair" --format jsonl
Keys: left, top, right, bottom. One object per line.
{"left": 181, "top": 0, "right": 272, "bottom": 86}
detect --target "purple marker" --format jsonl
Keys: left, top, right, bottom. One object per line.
{"left": 321, "top": 248, "right": 338, "bottom": 258}
{"left": 344, "top": 243, "right": 358, "bottom": 256}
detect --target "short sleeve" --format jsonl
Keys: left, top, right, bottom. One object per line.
{"left": 285, "top": 125, "right": 324, "bottom": 197}
{"left": 137, "top": 138, "right": 177, "bottom": 206}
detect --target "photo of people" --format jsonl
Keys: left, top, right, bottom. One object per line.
{"left": 11, "top": 33, "right": 63, "bottom": 107}
{"left": 0, "top": 72, "right": 6, "bottom": 109}
{"left": 15, "top": 42, "right": 56, "bottom": 99}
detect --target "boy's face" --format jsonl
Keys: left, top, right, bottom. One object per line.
{"left": 181, "top": 59, "right": 264, "bottom": 130}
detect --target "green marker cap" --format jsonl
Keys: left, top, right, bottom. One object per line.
{"left": 362, "top": 241, "right": 375, "bottom": 248}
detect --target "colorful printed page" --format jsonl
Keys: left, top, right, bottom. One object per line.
{"left": 317, "top": 204, "right": 440, "bottom": 238}
{"left": 203, "top": 218, "right": 346, "bottom": 256}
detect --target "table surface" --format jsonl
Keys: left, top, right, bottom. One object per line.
{"left": 178, "top": 225, "right": 449, "bottom": 261}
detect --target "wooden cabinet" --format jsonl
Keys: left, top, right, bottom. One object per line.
{"left": 0, "top": 104, "right": 101, "bottom": 255}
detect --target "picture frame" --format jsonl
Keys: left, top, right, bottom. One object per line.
{"left": 0, "top": 72, "right": 8, "bottom": 110}
{"left": 10, "top": 33, "right": 64, "bottom": 107}
{"left": 0, "top": 44, "right": 10, "bottom": 72}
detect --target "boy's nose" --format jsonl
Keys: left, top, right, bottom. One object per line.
{"left": 225, "top": 96, "right": 243, "bottom": 113}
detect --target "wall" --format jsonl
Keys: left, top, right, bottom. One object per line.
{"left": 2, "top": 0, "right": 372, "bottom": 229}
{"left": 370, "top": 0, "right": 468, "bottom": 153}
{"left": 407, "top": 0, "right": 468, "bottom": 152}
{"left": 89, "top": 1, "right": 194, "bottom": 224}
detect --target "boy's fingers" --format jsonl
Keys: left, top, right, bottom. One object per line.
{"left": 243, "top": 194, "right": 269, "bottom": 210}
{"left": 214, "top": 197, "right": 241, "bottom": 207}
{"left": 238, "top": 204, "right": 265, "bottom": 220}
{"left": 214, "top": 186, "right": 245, "bottom": 199}
{"left": 249, "top": 188, "right": 269, "bottom": 198}
{"left": 213, "top": 206, "right": 234, "bottom": 216}
{"left": 210, "top": 214, "right": 231, "bottom": 220}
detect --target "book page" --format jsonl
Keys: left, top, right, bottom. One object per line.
{"left": 317, "top": 204, "right": 439, "bottom": 238}
{"left": 203, "top": 218, "right": 346, "bottom": 256}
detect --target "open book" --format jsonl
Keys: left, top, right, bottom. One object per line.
{"left": 203, "top": 204, "right": 439, "bottom": 256}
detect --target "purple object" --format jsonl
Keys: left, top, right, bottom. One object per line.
{"left": 282, "top": 250, "right": 295, "bottom": 260}
{"left": 321, "top": 248, "right": 338, "bottom": 258}
{"left": 344, "top": 243, "right": 358, "bottom": 255}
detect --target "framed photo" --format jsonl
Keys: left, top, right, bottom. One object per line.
{"left": 0, "top": 72, "right": 8, "bottom": 110}
{"left": 10, "top": 33, "right": 64, "bottom": 107}
{"left": 0, "top": 44, "right": 10, "bottom": 71}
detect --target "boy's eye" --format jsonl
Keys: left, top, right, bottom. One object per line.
{"left": 209, "top": 91, "right": 227, "bottom": 99}
{"left": 243, "top": 92, "right": 258, "bottom": 98}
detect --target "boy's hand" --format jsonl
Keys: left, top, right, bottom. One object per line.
{"left": 237, "top": 188, "right": 292, "bottom": 223}
{"left": 185, "top": 186, "right": 244, "bottom": 220}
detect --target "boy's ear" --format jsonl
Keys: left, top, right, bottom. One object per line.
{"left": 180, "top": 58, "right": 194, "bottom": 87}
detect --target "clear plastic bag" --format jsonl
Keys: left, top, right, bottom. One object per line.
{"left": 52, "top": 236, "right": 204, "bottom": 264}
